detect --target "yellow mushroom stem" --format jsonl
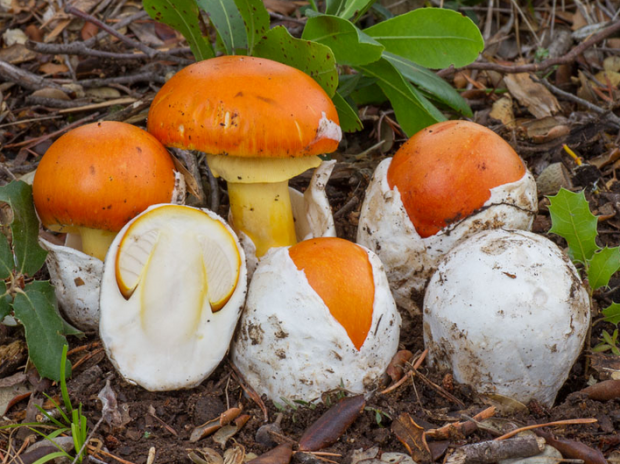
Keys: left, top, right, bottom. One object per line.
{"left": 78, "top": 227, "right": 118, "bottom": 261}
{"left": 227, "top": 181, "right": 297, "bottom": 258}
{"left": 206, "top": 154, "right": 323, "bottom": 258}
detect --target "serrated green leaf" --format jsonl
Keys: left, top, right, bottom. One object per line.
{"left": 356, "top": 58, "right": 446, "bottom": 136}
{"left": 27, "top": 280, "right": 83, "bottom": 337}
{"left": 548, "top": 189, "right": 599, "bottom": 264}
{"left": 338, "top": 0, "right": 375, "bottom": 21}
{"left": 0, "top": 233, "right": 14, "bottom": 279}
{"left": 602, "top": 302, "right": 620, "bottom": 325}
{"left": 254, "top": 26, "right": 338, "bottom": 97}
{"left": 302, "top": 14, "right": 384, "bottom": 66}
{"left": 364, "top": 8, "right": 484, "bottom": 69}
{"left": 233, "top": 0, "right": 269, "bottom": 55}
{"left": 587, "top": 247, "right": 620, "bottom": 290}
{"left": 196, "top": 0, "right": 248, "bottom": 55}
{"left": 0, "top": 181, "right": 47, "bottom": 276}
{"left": 13, "top": 286, "right": 71, "bottom": 381}
{"left": 332, "top": 92, "right": 363, "bottom": 132}
{"left": 0, "top": 281, "right": 11, "bottom": 321}
{"left": 383, "top": 52, "right": 472, "bottom": 116}
{"left": 143, "top": 0, "right": 214, "bottom": 61}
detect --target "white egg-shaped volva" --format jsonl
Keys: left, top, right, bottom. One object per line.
{"left": 231, "top": 237, "right": 401, "bottom": 402}
{"left": 100, "top": 204, "right": 247, "bottom": 391}
{"left": 357, "top": 121, "right": 538, "bottom": 313}
{"left": 423, "top": 229, "right": 590, "bottom": 407}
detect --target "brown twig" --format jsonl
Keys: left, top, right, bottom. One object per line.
{"left": 442, "top": 18, "right": 620, "bottom": 75}
{"left": 380, "top": 349, "right": 428, "bottom": 395}
{"left": 2, "top": 112, "right": 99, "bottom": 150}
{"left": 76, "top": 71, "right": 166, "bottom": 88}
{"left": 0, "top": 61, "right": 73, "bottom": 95}
{"left": 532, "top": 76, "right": 620, "bottom": 128}
{"left": 64, "top": 6, "right": 191, "bottom": 65}
{"left": 495, "top": 418, "right": 598, "bottom": 441}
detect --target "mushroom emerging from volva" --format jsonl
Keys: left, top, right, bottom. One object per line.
{"left": 32, "top": 121, "right": 184, "bottom": 331}
{"left": 147, "top": 56, "right": 341, "bottom": 258}
{"left": 33, "top": 121, "right": 181, "bottom": 261}
{"left": 357, "top": 120, "right": 538, "bottom": 311}
{"left": 231, "top": 237, "right": 400, "bottom": 401}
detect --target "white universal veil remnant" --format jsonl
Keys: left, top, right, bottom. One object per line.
{"left": 424, "top": 229, "right": 590, "bottom": 407}
{"left": 232, "top": 237, "right": 400, "bottom": 402}
{"left": 147, "top": 55, "right": 342, "bottom": 260}
{"left": 357, "top": 121, "right": 537, "bottom": 312}
{"left": 100, "top": 204, "right": 247, "bottom": 391}
{"left": 32, "top": 121, "right": 185, "bottom": 331}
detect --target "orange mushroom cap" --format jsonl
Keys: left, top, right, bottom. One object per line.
{"left": 288, "top": 237, "right": 374, "bottom": 351}
{"left": 33, "top": 121, "right": 176, "bottom": 233}
{"left": 147, "top": 56, "right": 340, "bottom": 158}
{"left": 387, "top": 120, "right": 526, "bottom": 238}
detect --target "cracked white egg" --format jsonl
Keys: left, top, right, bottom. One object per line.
{"left": 423, "top": 229, "right": 590, "bottom": 407}
{"left": 231, "top": 237, "right": 401, "bottom": 402}
{"left": 357, "top": 121, "right": 538, "bottom": 313}
{"left": 99, "top": 204, "right": 247, "bottom": 391}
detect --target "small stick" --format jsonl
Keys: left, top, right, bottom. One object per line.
{"left": 380, "top": 349, "right": 428, "bottom": 395}
{"left": 426, "top": 406, "right": 496, "bottom": 440}
{"left": 65, "top": 6, "right": 191, "bottom": 65}
{"left": 441, "top": 18, "right": 620, "bottom": 75}
{"left": 76, "top": 72, "right": 167, "bottom": 88}
{"left": 0, "top": 61, "right": 72, "bottom": 94}
{"left": 495, "top": 418, "right": 598, "bottom": 441}
{"left": 3, "top": 112, "right": 99, "bottom": 150}
{"left": 446, "top": 435, "right": 545, "bottom": 464}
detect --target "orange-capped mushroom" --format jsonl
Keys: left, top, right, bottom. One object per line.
{"left": 33, "top": 121, "right": 177, "bottom": 260}
{"left": 147, "top": 56, "right": 341, "bottom": 257}
{"left": 289, "top": 237, "right": 374, "bottom": 350}
{"left": 387, "top": 120, "right": 526, "bottom": 237}
{"left": 231, "top": 237, "right": 400, "bottom": 402}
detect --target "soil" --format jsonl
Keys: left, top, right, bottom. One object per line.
{"left": 1, "top": 1, "right": 620, "bottom": 464}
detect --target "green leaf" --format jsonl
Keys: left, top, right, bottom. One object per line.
{"left": 27, "top": 280, "right": 83, "bottom": 337}
{"left": 350, "top": 81, "right": 386, "bottom": 105}
{"left": 0, "top": 281, "right": 11, "bottom": 321}
{"left": 325, "top": 0, "right": 345, "bottom": 15}
{"left": 0, "top": 181, "right": 47, "bottom": 276}
{"left": 364, "top": 8, "right": 484, "bottom": 69}
{"left": 338, "top": 73, "right": 362, "bottom": 97}
{"left": 548, "top": 189, "right": 599, "bottom": 264}
{"left": 302, "top": 14, "right": 384, "bottom": 66}
{"left": 233, "top": 0, "right": 269, "bottom": 55}
{"left": 383, "top": 52, "right": 472, "bottom": 116}
{"left": 332, "top": 92, "right": 363, "bottom": 132}
{"left": 602, "top": 302, "right": 620, "bottom": 325}
{"left": 356, "top": 58, "right": 446, "bottom": 136}
{"left": 143, "top": 0, "right": 214, "bottom": 61}
{"left": 196, "top": 0, "right": 248, "bottom": 55}
{"left": 338, "top": 0, "right": 376, "bottom": 21}
{"left": 254, "top": 26, "right": 338, "bottom": 97}
{"left": 13, "top": 285, "right": 71, "bottom": 381}
{"left": 587, "top": 247, "right": 620, "bottom": 290}
{"left": 0, "top": 233, "right": 14, "bottom": 279}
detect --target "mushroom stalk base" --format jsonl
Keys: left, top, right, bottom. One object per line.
{"left": 227, "top": 181, "right": 296, "bottom": 257}
{"left": 79, "top": 227, "right": 118, "bottom": 261}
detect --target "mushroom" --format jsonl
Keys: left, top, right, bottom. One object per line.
{"left": 32, "top": 121, "right": 184, "bottom": 331}
{"left": 231, "top": 237, "right": 400, "bottom": 402}
{"left": 423, "top": 229, "right": 590, "bottom": 407}
{"left": 100, "top": 204, "right": 247, "bottom": 391}
{"left": 147, "top": 56, "right": 341, "bottom": 258}
{"left": 33, "top": 121, "right": 181, "bottom": 260}
{"left": 357, "top": 120, "right": 537, "bottom": 312}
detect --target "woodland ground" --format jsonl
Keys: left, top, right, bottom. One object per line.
{"left": 1, "top": 0, "right": 620, "bottom": 463}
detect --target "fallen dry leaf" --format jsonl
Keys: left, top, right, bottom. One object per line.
{"left": 39, "top": 62, "right": 69, "bottom": 75}
{"left": 505, "top": 73, "right": 561, "bottom": 119}
{"left": 490, "top": 96, "right": 516, "bottom": 128}
{"left": 298, "top": 394, "right": 366, "bottom": 451}
{"left": 391, "top": 413, "right": 431, "bottom": 462}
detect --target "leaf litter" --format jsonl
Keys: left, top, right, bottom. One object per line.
{"left": 1, "top": 0, "right": 620, "bottom": 463}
